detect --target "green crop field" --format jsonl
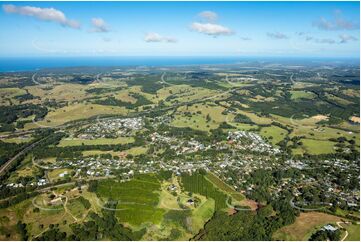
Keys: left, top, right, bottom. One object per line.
{"left": 205, "top": 173, "right": 244, "bottom": 201}
{"left": 181, "top": 172, "right": 228, "bottom": 211}
{"left": 96, "top": 174, "right": 165, "bottom": 227}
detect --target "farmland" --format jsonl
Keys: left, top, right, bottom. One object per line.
{"left": 0, "top": 61, "right": 359, "bottom": 241}
{"left": 272, "top": 212, "right": 345, "bottom": 241}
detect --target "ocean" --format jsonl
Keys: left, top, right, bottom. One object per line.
{"left": 0, "top": 56, "right": 358, "bottom": 72}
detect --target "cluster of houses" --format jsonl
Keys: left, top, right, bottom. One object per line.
{"left": 4, "top": 178, "right": 48, "bottom": 189}
{"left": 227, "top": 131, "right": 281, "bottom": 154}
{"left": 272, "top": 158, "right": 360, "bottom": 209}
{"left": 2, "top": 113, "right": 359, "bottom": 212}
{"left": 150, "top": 132, "right": 208, "bottom": 154}
{"left": 79, "top": 117, "right": 143, "bottom": 138}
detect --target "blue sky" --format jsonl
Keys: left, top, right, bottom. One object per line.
{"left": 0, "top": 1, "right": 359, "bottom": 58}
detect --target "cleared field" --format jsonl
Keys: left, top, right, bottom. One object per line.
{"left": 27, "top": 83, "right": 89, "bottom": 101}
{"left": 260, "top": 125, "right": 287, "bottom": 146}
{"left": 325, "top": 93, "right": 353, "bottom": 105}
{"left": 237, "top": 110, "right": 273, "bottom": 125}
{"left": 114, "top": 90, "right": 137, "bottom": 103}
{"left": 158, "top": 188, "right": 181, "bottom": 210}
{"left": 343, "top": 223, "right": 360, "bottom": 241}
{"left": 301, "top": 139, "right": 336, "bottom": 155}
{"left": 67, "top": 197, "right": 89, "bottom": 220}
{"left": 273, "top": 212, "right": 344, "bottom": 241}
{"left": 230, "top": 122, "right": 258, "bottom": 131}
{"left": 24, "top": 103, "right": 127, "bottom": 128}
{"left": 154, "top": 84, "right": 192, "bottom": 102}
{"left": 172, "top": 103, "right": 229, "bottom": 131}
{"left": 342, "top": 88, "right": 360, "bottom": 97}
{"left": 1, "top": 137, "right": 33, "bottom": 144}
{"left": 190, "top": 198, "right": 215, "bottom": 234}
{"left": 47, "top": 168, "right": 72, "bottom": 182}
{"left": 171, "top": 114, "right": 218, "bottom": 132}
{"left": 0, "top": 88, "right": 26, "bottom": 98}
{"left": 82, "top": 150, "right": 122, "bottom": 157}
{"left": 123, "top": 146, "right": 148, "bottom": 156}
{"left": 57, "top": 137, "right": 134, "bottom": 147}
{"left": 178, "top": 103, "right": 227, "bottom": 122}
{"left": 290, "top": 90, "right": 316, "bottom": 100}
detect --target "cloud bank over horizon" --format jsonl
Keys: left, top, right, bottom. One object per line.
{"left": 0, "top": 2, "right": 359, "bottom": 57}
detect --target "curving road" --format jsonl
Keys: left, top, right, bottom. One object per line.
{"left": 336, "top": 221, "right": 349, "bottom": 241}
{"left": 0, "top": 137, "right": 47, "bottom": 176}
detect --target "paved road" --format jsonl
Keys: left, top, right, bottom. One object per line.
{"left": 0, "top": 130, "right": 35, "bottom": 139}
{"left": 0, "top": 138, "right": 46, "bottom": 176}
{"left": 289, "top": 198, "right": 331, "bottom": 211}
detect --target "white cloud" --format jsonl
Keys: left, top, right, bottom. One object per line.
{"left": 313, "top": 10, "right": 359, "bottom": 31}
{"left": 2, "top": 4, "right": 80, "bottom": 29}
{"left": 339, "top": 34, "right": 358, "bottom": 43}
{"left": 144, "top": 32, "right": 177, "bottom": 43}
{"left": 191, "top": 11, "right": 233, "bottom": 37}
{"left": 190, "top": 22, "right": 233, "bottom": 36}
{"left": 198, "top": 11, "right": 218, "bottom": 22}
{"left": 267, "top": 32, "right": 288, "bottom": 39}
{"left": 91, "top": 18, "right": 109, "bottom": 33}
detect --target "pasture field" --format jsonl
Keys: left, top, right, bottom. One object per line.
{"left": 67, "top": 197, "right": 89, "bottom": 221}
{"left": 300, "top": 139, "right": 336, "bottom": 155}
{"left": 47, "top": 168, "right": 72, "bottom": 182}
{"left": 153, "top": 84, "right": 192, "bottom": 103}
{"left": 342, "top": 88, "right": 360, "bottom": 97}
{"left": 236, "top": 110, "right": 273, "bottom": 125}
{"left": 24, "top": 103, "right": 128, "bottom": 128}
{"left": 123, "top": 146, "right": 148, "bottom": 156}
{"left": 26, "top": 83, "right": 89, "bottom": 101}
{"left": 272, "top": 212, "right": 344, "bottom": 241}
{"left": 114, "top": 90, "right": 137, "bottom": 103}
{"left": 171, "top": 114, "right": 218, "bottom": 132}
{"left": 57, "top": 137, "right": 134, "bottom": 147}
{"left": 229, "top": 122, "right": 258, "bottom": 131}
{"left": 260, "top": 125, "right": 288, "bottom": 146}
{"left": 325, "top": 93, "right": 353, "bottom": 105}
{"left": 81, "top": 149, "right": 122, "bottom": 157}
{"left": 343, "top": 223, "right": 360, "bottom": 241}
{"left": 0, "top": 87, "right": 26, "bottom": 99}
{"left": 290, "top": 90, "right": 316, "bottom": 100}
{"left": 1, "top": 137, "right": 33, "bottom": 144}
{"left": 190, "top": 198, "right": 215, "bottom": 234}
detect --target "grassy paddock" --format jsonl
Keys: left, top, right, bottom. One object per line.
{"left": 57, "top": 137, "right": 134, "bottom": 147}
{"left": 273, "top": 212, "right": 344, "bottom": 241}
